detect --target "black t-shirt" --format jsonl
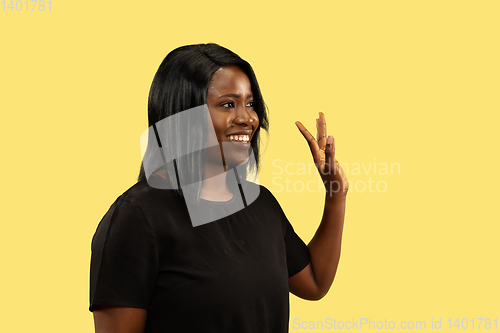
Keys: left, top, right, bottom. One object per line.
{"left": 89, "top": 177, "right": 311, "bottom": 332}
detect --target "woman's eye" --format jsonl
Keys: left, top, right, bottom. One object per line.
{"left": 247, "top": 101, "right": 254, "bottom": 108}
{"left": 221, "top": 102, "right": 235, "bottom": 108}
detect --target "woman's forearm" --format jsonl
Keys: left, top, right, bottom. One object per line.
{"left": 307, "top": 194, "right": 346, "bottom": 298}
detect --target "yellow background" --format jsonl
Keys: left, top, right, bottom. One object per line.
{"left": 1, "top": 0, "right": 498, "bottom": 331}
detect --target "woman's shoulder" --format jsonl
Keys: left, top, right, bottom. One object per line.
{"left": 110, "top": 176, "right": 182, "bottom": 216}
{"left": 256, "top": 183, "right": 280, "bottom": 204}
{"left": 257, "top": 183, "right": 273, "bottom": 196}
{"left": 237, "top": 182, "right": 282, "bottom": 216}
{"left": 94, "top": 177, "right": 188, "bottom": 236}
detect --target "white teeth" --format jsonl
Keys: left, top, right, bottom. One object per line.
{"left": 227, "top": 134, "right": 249, "bottom": 142}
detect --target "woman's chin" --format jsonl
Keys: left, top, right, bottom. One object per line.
{"left": 225, "top": 154, "right": 250, "bottom": 168}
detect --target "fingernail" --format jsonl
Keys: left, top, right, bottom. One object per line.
{"left": 327, "top": 135, "right": 333, "bottom": 144}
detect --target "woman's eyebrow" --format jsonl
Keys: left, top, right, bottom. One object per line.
{"left": 217, "top": 93, "right": 254, "bottom": 99}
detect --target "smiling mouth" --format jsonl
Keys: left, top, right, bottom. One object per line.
{"left": 227, "top": 134, "right": 250, "bottom": 143}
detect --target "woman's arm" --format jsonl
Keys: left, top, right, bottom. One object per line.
{"left": 289, "top": 195, "right": 346, "bottom": 300}
{"left": 290, "top": 113, "right": 348, "bottom": 300}
{"left": 93, "top": 305, "right": 147, "bottom": 333}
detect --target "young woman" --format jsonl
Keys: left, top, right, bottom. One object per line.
{"left": 89, "top": 43, "right": 348, "bottom": 333}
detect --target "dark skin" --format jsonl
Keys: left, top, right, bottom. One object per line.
{"left": 92, "top": 306, "right": 146, "bottom": 333}
{"left": 290, "top": 114, "right": 348, "bottom": 300}
{"left": 200, "top": 66, "right": 259, "bottom": 201}
{"left": 93, "top": 66, "right": 348, "bottom": 332}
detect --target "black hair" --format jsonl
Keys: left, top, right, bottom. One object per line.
{"left": 138, "top": 43, "right": 269, "bottom": 200}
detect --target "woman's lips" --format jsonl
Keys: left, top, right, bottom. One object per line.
{"left": 227, "top": 140, "right": 251, "bottom": 149}
{"left": 225, "top": 134, "right": 251, "bottom": 149}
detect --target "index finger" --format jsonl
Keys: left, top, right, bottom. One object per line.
{"left": 295, "top": 121, "right": 320, "bottom": 153}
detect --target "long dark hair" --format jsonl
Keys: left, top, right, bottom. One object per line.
{"left": 138, "top": 43, "right": 269, "bottom": 199}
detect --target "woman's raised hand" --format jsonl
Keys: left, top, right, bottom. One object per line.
{"left": 295, "top": 112, "right": 349, "bottom": 198}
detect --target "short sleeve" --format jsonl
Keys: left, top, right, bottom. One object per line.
{"left": 263, "top": 187, "right": 311, "bottom": 277}
{"left": 89, "top": 197, "right": 159, "bottom": 312}
{"left": 283, "top": 215, "right": 311, "bottom": 277}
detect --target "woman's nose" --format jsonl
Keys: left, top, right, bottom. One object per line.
{"left": 233, "top": 105, "right": 254, "bottom": 126}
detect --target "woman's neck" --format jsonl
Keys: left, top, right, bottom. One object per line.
{"left": 200, "top": 162, "right": 234, "bottom": 201}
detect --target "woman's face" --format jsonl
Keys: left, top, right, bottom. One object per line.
{"left": 206, "top": 66, "right": 259, "bottom": 168}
